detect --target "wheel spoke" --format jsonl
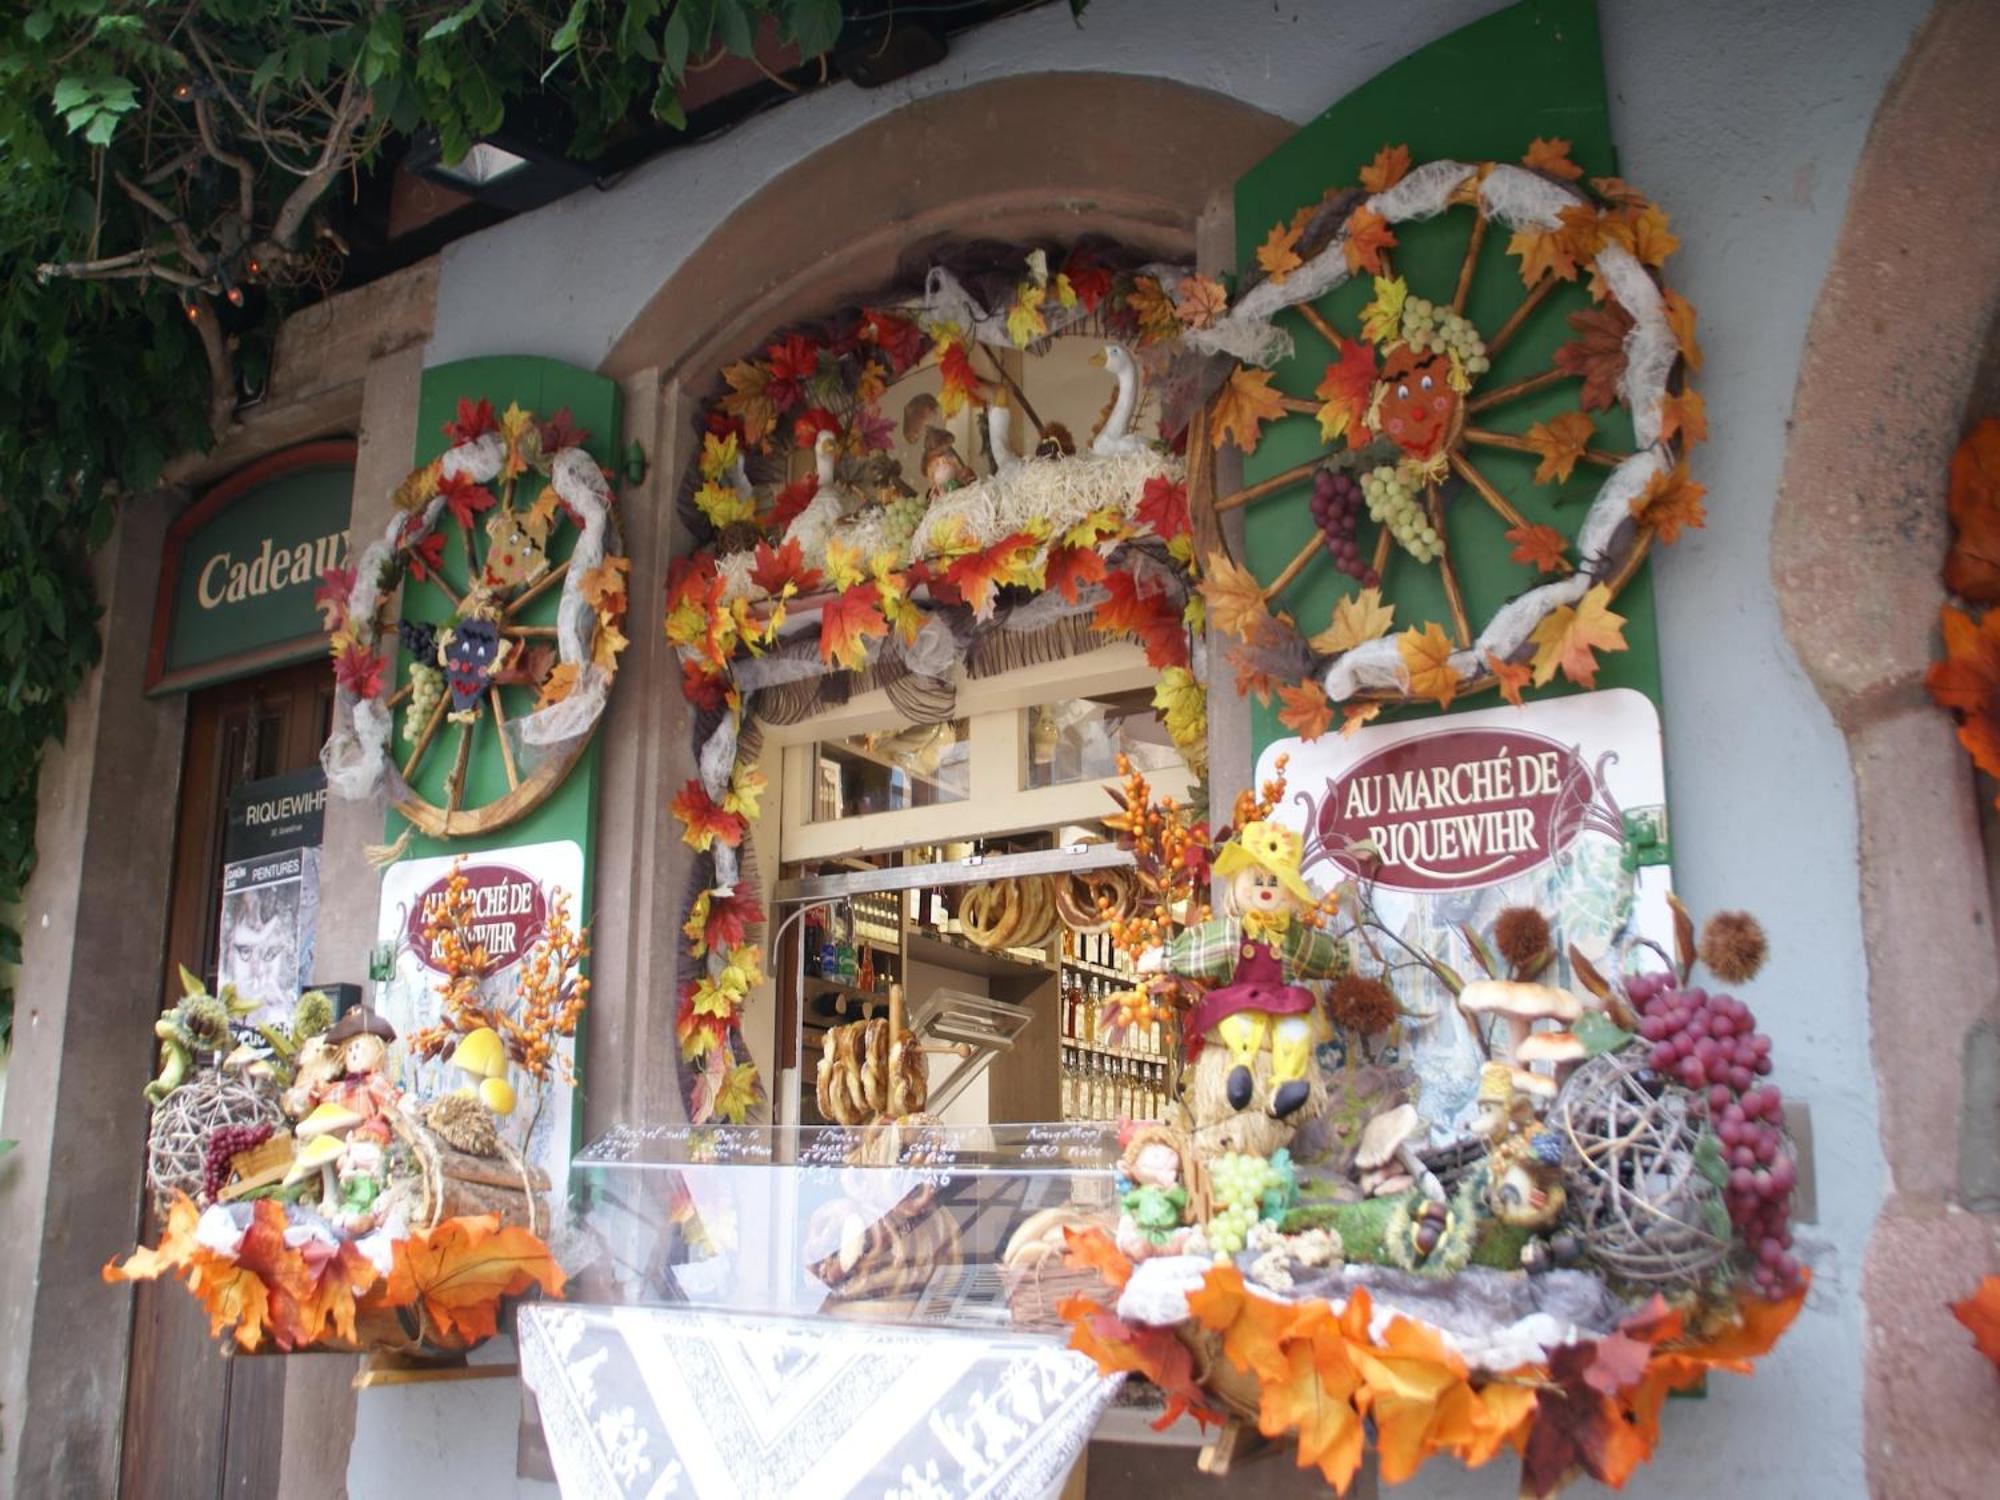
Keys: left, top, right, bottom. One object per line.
{"left": 1448, "top": 452, "right": 1574, "bottom": 574}
{"left": 445, "top": 721, "right": 474, "bottom": 814}
{"left": 1467, "top": 367, "right": 1572, "bottom": 414}
{"left": 1261, "top": 532, "right": 1321, "bottom": 605}
{"left": 1216, "top": 456, "right": 1323, "bottom": 515}
{"left": 504, "top": 624, "right": 561, "bottom": 639}
{"left": 489, "top": 687, "right": 521, "bottom": 792}
{"left": 1369, "top": 526, "right": 1394, "bottom": 584}
{"left": 1277, "top": 395, "right": 1318, "bottom": 416}
{"left": 1485, "top": 274, "right": 1558, "bottom": 359}
{"left": 400, "top": 694, "right": 449, "bottom": 782}
{"left": 385, "top": 677, "right": 414, "bottom": 711}
{"left": 1427, "top": 484, "right": 1473, "bottom": 648}
{"left": 504, "top": 559, "right": 570, "bottom": 619}
{"left": 1452, "top": 211, "right": 1489, "bottom": 314}
{"left": 1462, "top": 426, "right": 1625, "bottom": 469}
{"left": 1294, "top": 304, "right": 1341, "bottom": 349}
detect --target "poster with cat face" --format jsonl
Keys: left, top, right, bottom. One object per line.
{"left": 219, "top": 768, "right": 327, "bottom": 1028}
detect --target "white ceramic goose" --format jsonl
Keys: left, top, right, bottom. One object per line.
{"left": 1090, "top": 343, "right": 1152, "bottom": 458}
{"left": 987, "top": 401, "right": 1021, "bottom": 477}
{"left": 783, "top": 430, "right": 849, "bottom": 572}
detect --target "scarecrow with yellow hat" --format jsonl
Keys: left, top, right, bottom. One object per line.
{"left": 1139, "top": 820, "right": 1348, "bottom": 1121}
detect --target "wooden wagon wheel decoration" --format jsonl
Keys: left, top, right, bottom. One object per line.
{"left": 1190, "top": 153, "right": 1702, "bottom": 708}
{"left": 320, "top": 402, "right": 629, "bottom": 842}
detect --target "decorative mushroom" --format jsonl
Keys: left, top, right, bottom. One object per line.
{"left": 283, "top": 1131, "right": 348, "bottom": 1216}
{"left": 295, "top": 1100, "right": 365, "bottom": 1142}
{"left": 1458, "top": 980, "right": 1583, "bottom": 1063}
{"left": 1516, "top": 1030, "right": 1588, "bottom": 1085}
{"left": 449, "top": 1026, "right": 515, "bottom": 1117}
{"left": 1355, "top": 1103, "right": 1445, "bottom": 1203}
{"left": 1507, "top": 1068, "right": 1560, "bottom": 1110}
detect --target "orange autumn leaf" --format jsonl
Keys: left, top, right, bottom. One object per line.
{"left": 1173, "top": 275, "right": 1229, "bottom": 330}
{"left": 1257, "top": 220, "right": 1305, "bottom": 283}
{"left": 1199, "top": 550, "right": 1271, "bottom": 641}
{"left": 936, "top": 341, "right": 985, "bottom": 418}
{"left": 1525, "top": 409, "right": 1596, "bottom": 485}
{"left": 104, "top": 1191, "right": 203, "bottom": 1284}
{"left": 382, "top": 1215, "right": 566, "bottom": 1346}
{"left": 1522, "top": 137, "right": 1584, "bottom": 181}
{"left": 1506, "top": 522, "right": 1570, "bottom": 573}
{"left": 1398, "top": 622, "right": 1461, "bottom": 709}
{"left": 1343, "top": 206, "right": 1397, "bottom": 276}
{"left": 1630, "top": 460, "right": 1708, "bottom": 544}
{"left": 1951, "top": 1275, "right": 2000, "bottom": 1368}
{"left": 1092, "top": 568, "right": 1189, "bottom": 669}
{"left": 1677, "top": 1280, "right": 1808, "bottom": 1370}
{"left": 1185, "top": 1263, "right": 1295, "bottom": 1384}
{"left": 1663, "top": 289, "right": 1704, "bottom": 372}
{"left": 1043, "top": 544, "right": 1109, "bottom": 604}
{"left": 1555, "top": 302, "right": 1634, "bottom": 411}
{"left": 1341, "top": 702, "right": 1382, "bottom": 737}
{"left": 535, "top": 660, "right": 580, "bottom": 711}
{"left": 579, "top": 554, "right": 631, "bottom": 616}
{"left": 819, "top": 582, "right": 890, "bottom": 670}
{"left": 939, "top": 532, "right": 1043, "bottom": 619}
{"left": 1485, "top": 650, "right": 1533, "bottom": 708}
{"left": 1126, "top": 275, "right": 1182, "bottom": 343}
{"left": 1348, "top": 1316, "right": 1469, "bottom": 1484}
{"left": 1211, "top": 367, "right": 1287, "bottom": 455}
{"left": 1277, "top": 679, "right": 1334, "bottom": 742}
{"left": 1314, "top": 336, "right": 1379, "bottom": 446}
{"left": 669, "top": 778, "right": 747, "bottom": 851}
{"left": 1529, "top": 584, "right": 1627, "bottom": 688}
{"left": 1658, "top": 386, "right": 1709, "bottom": 447}
{"left": 1627, "top": 204, "right": 1680, "bottom": 267}
{"left": 720, "top": 359, "right": 777, "bottom": 448}
{"left": 1060, "top": 1225, "right": 1133, "bottom": 1293}
{"left": 185, "top": 1250, "right": 274, "bottom": 1351}
{"left": 1505, "top": 225, "right": 1577, "bottom": 287}
{"left": 1256, "top": 1313, "right": 1367, "bottom": 1490}
{"left": 1944, "top": 417, "right": 2000, "bottom": 603}
{"left": 1359, "top": 142, "right": 1412, "bottom": 193}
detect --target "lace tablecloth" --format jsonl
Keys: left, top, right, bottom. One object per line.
{"left": 519, "top": 1304, "right": 1122, "bottom": 1500}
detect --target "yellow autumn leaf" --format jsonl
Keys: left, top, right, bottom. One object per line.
{"left": 823, "top": 537, "right": 866, "bottom": 591}
{"left": 694, "top": 480, "right": 754, "bottom": 529}
{"left": 1210, "top": 367, "right": 1287, "bottom": 456}
{"left": 1152, "top": 666, "right": 1207, "bottom": 750}
{"left": 1200, "top": 551, "right": 1269, "bottom": 640}
{"left": 1397, "top": 622, "right": 1461, "bottom": 709}
{"left": 1006, "top": 283, "right": 1048, "bottom": 347}
{"left": 591, "top": 618, "right": 629, "bottom": 670}
{"left": 1359, "top": 276, "right": 1408, "bottom": 346}
{"left": 1529, "top": 584, "right": 1628, "bottom": 688}
{"left": 1064, "top": 506, "right": 1129, "bottom": 550}
{"left": 1309, "top": 587, "right": 1395, "bottom": 655}
{"left": 724, "top": 761, "right": 767, "bottom": 822}
{"left": 699, "top": 431, "right": 740, "bottom": 483}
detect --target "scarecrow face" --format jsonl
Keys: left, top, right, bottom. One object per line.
{"left": 482, "top": 506, "right": 552, "bottom": 591}
{"left": 1230, "top": 864, "right": 1292, "bottom": 918}
{"left": 443, "top": 618, "right": 503, "bottom": 713}
{"left": 1379, "top": 351, "right": 1457, "bottom": 459}
{"left": 342, "top": 1033, "right": 387, "bottom": 1077}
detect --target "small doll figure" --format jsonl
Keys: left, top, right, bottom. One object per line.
{"left": 1139, "top": 821, "right": 1347, "bottom": 1121}
{"left": 482, "top": 501, "right": 554, "bottom": 591}
{"left": 332, "top": 1137, "right": 386, "bottom": 1235}
{"left": 323, "top": 1008, "right": 401, "bottom": 1145}
{"left": 1113, "top": 1125, "right": 1204, "bottom": 1261}
{"left": 922, "top": 427, "right": 973, "bottom": 500}
{"left": 1485, "top": 1128, "right": 1568, "bottom": 1231}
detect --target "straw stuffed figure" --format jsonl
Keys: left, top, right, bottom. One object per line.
{"left": 1139, "top": 821, "right": 1348, "bottom": 1157}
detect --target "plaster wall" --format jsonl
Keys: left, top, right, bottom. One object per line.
{"left": 373, "top": 2, "right": 1934, "bottom": 1496}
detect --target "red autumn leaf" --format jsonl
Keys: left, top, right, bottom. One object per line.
{"left": 1506, "top": 523, "right": 1570, "bottom": 573}
{"left": 439, "top": 470, "right": 497, "bottom": 533}
{"left": 938, "top": 341, "right": 985, "bottom": 414}
{"left": 680, "top": 659, "right": 732, "bottom": 711}
{"left": 819, "top": 582, "right": 888, "bottom": 671}
{"left": 405, "top": 530, "right": 446, "bottom": 583}
{"left": 1044, "top": 544, "right": 1109, "bottom": 604}
{"left": 1062, "top": 254, "right": 1115, "bottom": 313}
{"left": 1951, "top": 1275, "right": 2000, "bottom": 1368}
{"left": 1484, "top": 650, "right": 1533, "bottom": 708}
{"left": 1092, "top": 568, "right": 1189, "bottom": 669}
{"left": 314, "top": 566, "right": 354, "bottom": 631}
{"left": 703, "top": 882, "right": 766, "bottom": 956}
{"left": 792, "top": 407, "right": 842, "bottom": 450}
{"left": 763, "top": 473, "right": 821, "bottom": 534}
{"left": 858, "top": 307, "right": 925, "bottom": 372}
{"left": 334, "top": 645, "right": 386, "bottom": 699}
{"left": 750, "top": 536, "right": 824, "bottom": 596}
{"left": 1555, "top": 302, "right": 1635, "bottom": 411}
{"left": 938, "top": 531, "right": 1041, "bottom": 619}
{"left": 670, "top": 779, "right": 747, "bottom": 852}
{"left": 1343, "top": 205, "right": 1397, "bottom": 276}
{"left": 1945, "top": 418, "right": 2000, "bottom": 604}
{"left": 536, "top": 406, "right": 590, "bottom": 455}
{"left": 763, "top": 333, "right": 821, "bottom": 411}
{"left": 1518, "top": 1342, "right": 1649, "bottom": 1498}
{"left": 1581, "top": 1331, "right": 1656, "bottom": 1396}
{"left": 1276, "top": 679, "right": 1333, "bottom": 741}
{"left": 1315, "top": 336, "right": 1379, "bottom": 446}
{"left": 1136, "top": 474, "right": 1191, "bottom": 543}
{"left": 442, "top": 396, "right": 497, "bottom": 446}
{"left": 494, "top": 642, "right": 556, "bottom": 688}
{"left": 1359, "top": 142, "right": 1411, "bottom": 194}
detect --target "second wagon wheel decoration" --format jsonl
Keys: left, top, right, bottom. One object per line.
{"left": 318, "top": 399, "right": 630, "bottom": 847}
{"left": 1187, "top": 142, "right": 1705, "bottom": 723}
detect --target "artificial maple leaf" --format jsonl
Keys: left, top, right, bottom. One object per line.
{"left": 1658, "top": 386, "right": 1709, "bottom": 447}
{"left": 1185, "top": 1264, "right": 1294, "bottom": 1384}
{"left": 669, "top": 778, "right": 747, "bottom": 852}
{"left": 404, "top": 529, "right": 447, "bottom": 584}
{"left": 591, "top": 617, "right": 628, "bottom": 670}
{"left": 1630, "top": 460, "right": 1708, "bottom": 543}
{"left": 1120, "top": 275, "right": 1179, "bottom": 345}
{"left": 1063, "top": 254, "right": 1115, "bottom": 313}
{"left": 1005, "top": 282, "right": 1048, "bottom": 347}
{"left": 382, "top": 1215, "right": 565, "bottom": 1346}
{"left": 494, "top": 642, "right": 556, "bottom": 689}
{"left": 1211, "top": 367, "right": 1287, "bottom": 456}
{"left": 936, "top": 340, "right": 985, "bottom": 417}
{"left": 762, "top": 333, "right": 821, "bottom": 412}
{"left": 1398, "top": 622, "right": 1461, "bottom": 709}
{"left": 1062, "top": 1299, "right": 1222, "bottom": 1432}
{"left": 762, "top": 473, "right": 820, "bottom": 534}
{"left": 720, "top": 359, "right": 777, "bottom": 448}
{"left": 1277, "top": 679, "right": 1334, "bottom": 741}
{"left": 1348, "top": 1315, "right": 1469, "bottom": 1484}
{"left": 940, "top": 531, "right": 1042, "bottom": 619}
{"left": 1523, "top": 136, "right": 1584, "bottom": 180}
{"left": 858, "top": 306, "right": 926, "bottom": 371}
{"left": 498, "top": 402, "right": 538, "bottom": 481}
{"left": 1359, "top": 275, "right": 1408, "bottom": 346}
{"left": 822, "top": 537, "right": 867, "bottom": 592}
{"left": 1060, "top": 1226, "right": 1134, "bottom": 1294}
{"left": 1092, "top": 567, "right": 1189, "bottom": 669}
{"left": 1200, "top": 551, "right": 1270, "bottom": 641}
{"left": 1342, "top": 702, "right": 1381, "bottom": 737}
{"left": 1173, "top": 275, "right": 1228, "bottom": 329}
{"left": 1927, "top": 605, "right": 2000, "bottom": 781}
{"left": 1581, "top": 1331, "right": 1656, "bottom": 1396}
{"left": 536, "top": 661, "right": 580, "bottom": 710}
{"left": 1315, "top": 337, "right": 1378, "bottom": 446}
{"left": 1663, "top": 289, "right": 1704, "bottom": 372}
{"left": 1485, "top": 650, "right": 1533, "bottom": 707}
{"left": 1257, "top": 220, "right": 1305, "bottom": 283}
{"left": 442, "top": 396, "right": 497, "bottom": 446}
{"left": 579, "top": 555, "right": 630, "bottom": 616}
{"left": 334, "top": 644, "right": 385, "bottom": 700}
{"left": 724, "top": 761, "right": 766, "bottom": 822}
{"left": 679, "top": 660, "right": 734, "bottom": 713}
{"left": 792, "top": 406, "right": 841, "bottom": 451}
{"left": 1952, "top": 1277, "right": 2000, "bottom": 1368}
{"left": 1044, "top": 544, "right": 1109, "bottom": 604}
{"left": 1627, "top": 204, "right": 1680, "bottom": 267}
{"left": 1944, "top": 418, "right": 2000, "bottom": 602}
{"left": 1530, "top": 585, "right": 1628, "bottom": 687}
{"left": 1064, "top": 505, "right": 1130, "bottom": 550}
{"left": 1518, "top": 1342, "right": 1650, "bottom": 1498}
{"left": 1256, "top": 1314, "right": 1367, "bottom": 1490}
{"left": 1343, "top": 206, "right": 1397, "bottom": 276}
{"left": 1152, "top": 667, "right": 1208, "bottom": 763}
{"left": 1359, "top": 142, "right": 1412, "bottom": 193}
{"left": 749, "top": 536, "right": 823, "bottom": 597}
{"left": 313, "top": 566, "right": 355, "bottom": 632}
{"left": 439, "top": 471, "right": 497, "bottom": 533}
{"left": 854, "top": 360, "right": 890, "bottom": 408}
{"left": 713, "top": 1061, "right": 761, "bottom": 1123}
{"left": 392, "top": 458, "right": 443, "bottom": 515}
{"left": 1310, "top": 586, "right": 1394, "bottom": 655}
{"left": 1505, "top": 225, "right": 1576, "bottom": 287}
{"left": 819, "top": 582, "right": 888, "bottom": 671}
{"left": 1136, "top": 474, "right": 1192, "bottom": 543}
{"left": 1507, "top": 522, "right": 1571, "bottom": 573}
{"left": 103, "top": 1193, "right": 201, "bottom": 1284}
{"left": 1555, "top": 302, "right": 1635, "bottom": 411}
{"left": 1524, "top": 409, "right": 1596, "bottom": 485}
{"left": 537, "top": 406, "right": 590, "bottom": 456}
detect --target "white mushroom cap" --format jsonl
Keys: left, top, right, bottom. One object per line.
{"left": 1508, "top": 1068, "right": 1560, "bottom": 1102}
{"left": 295, "top": 1101, "right": 364, "bottom": 1140}
{"left": 1459, "top": 980, "right": 1584, "bottom": 1022}
{"left": 1516, "top": 1031, "right": 1588, "bottom": 1066}
{"left": 1356, "top": 1103, "right": 1423, "bottom": 1170}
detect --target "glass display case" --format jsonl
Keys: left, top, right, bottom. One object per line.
{"left": 565, "top": 1122, "right": 1123, "bottom": 1334}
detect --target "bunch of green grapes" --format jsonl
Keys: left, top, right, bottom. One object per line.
{"left": 1362, "top": 464, "right": 1439, "bottom": 562}
{"left": 1399, "top": 296, "right": 1491, "bottom": 376}
{"left": 402, "top": 662, "right": 444, "bottom": 742}
{"left": 881, "top": 492, "right": 929, "bottom": 559}
{"left": 1204, "top": 1151, "right": 1283, "bottom": 1258}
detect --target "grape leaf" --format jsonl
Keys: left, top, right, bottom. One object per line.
{"left": 1574, "top": 1009, "right": 1633, "bottom": 1058}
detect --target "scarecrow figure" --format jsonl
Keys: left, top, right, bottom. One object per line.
{"left": 1140, "top": 821, "right": 1348, "bottom": 1135}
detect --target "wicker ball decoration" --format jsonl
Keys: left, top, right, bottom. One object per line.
{"left": 145, "top": 1068, "right": 285, "bottom": 1210}
{"left": 1552, "top": 1049, "right": 1733, "bottom": 1290}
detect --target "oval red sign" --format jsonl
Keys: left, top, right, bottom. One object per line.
{"left": 404, "top": 863, "right": 549, "bottom": 976}
{"left": 1309, "top": 727, "right": 1592, "bottom": 892}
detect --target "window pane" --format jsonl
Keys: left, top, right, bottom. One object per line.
{"left": 1025, "top": 692, "right": 1184, "bottom": 789}
{"left": 812, "top": 719, "right": 970, "bottom": 821}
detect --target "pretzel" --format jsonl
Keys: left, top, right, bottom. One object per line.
{"left": 888, "top": 1029, "right": 928, "bottom": 1116}
{"left": 815, "top": 1029, "right": 840, "bottom": 1120}
{"left": 858, "top": 1019, "right": 889, "bottom": 1116}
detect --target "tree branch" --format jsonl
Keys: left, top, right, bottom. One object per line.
{"left": 192, "top": 95, "right": 256, "bottom": 230}
{"left": 264, "top": 64, "right": 368, "bottom": 253}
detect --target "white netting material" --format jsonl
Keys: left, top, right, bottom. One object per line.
{"left": 917, "top": 262, "right": 1191, "bottom": 351}
{"left": 321, "top": 436, "right": 624, "bottom": 804}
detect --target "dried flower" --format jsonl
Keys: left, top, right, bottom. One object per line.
{"left": 1327, "top": 975, "right": 1399, "bottom": 1036}
{"left": 1493, "top": 906, "right": 1552, "bottom": 972}
{"left": 1699, "top": 910, "right": 1768, "bottom": 984}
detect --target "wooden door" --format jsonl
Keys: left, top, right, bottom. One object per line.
{"left": 120, "top": 658, "right": 332, "bottom": 1500}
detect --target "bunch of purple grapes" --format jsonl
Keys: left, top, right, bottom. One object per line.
{"left": 1629, "top": 972, "right": 1800, "bottom": 1297}
{"left": 1309, "top": 469, "right": 1379, "bottom": 587}
{"left": 201, "top": 1121, "right": 275, "bottom": 1204}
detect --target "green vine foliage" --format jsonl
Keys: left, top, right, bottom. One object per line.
{"left": 0, "top": 0, "right": 868, "bottom": 1048}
